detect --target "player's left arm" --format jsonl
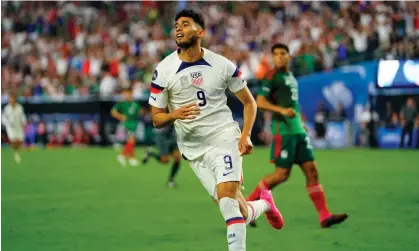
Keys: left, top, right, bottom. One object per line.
{"left": 235, "top": 87, "right": 256, "bottom": 155}
{"left": 225, "top": 60, "right": 255, "bottom": 155}
{"left": 20, "top": 107, "right": 27, "bottom": 126}
{"left": 234, "top": 87, "right": 257, "bottom": 138}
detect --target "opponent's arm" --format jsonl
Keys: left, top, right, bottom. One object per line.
{"left": 111, "top": 108, "right": 126, "bottom": 122}
{"left": 151, "top": 103, "right": 200, "bottom": 128}
{"left": 256, "top": 76, "right": 296, "bottom": 118}
{"left": 256, "top": 95, "right": 296, "bottom": 118}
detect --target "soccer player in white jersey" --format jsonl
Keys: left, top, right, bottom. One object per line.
{"left": 2, "top": 93, "right": 26, "bottom": 163}
{"left": 148, "top": 9, "right": 284, "bottom": 251}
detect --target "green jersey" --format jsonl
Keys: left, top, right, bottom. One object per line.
{"left": 257, "top": 69, "right": 305, "bottom": 135}
{"left": 112, "top": 101, "right": 141, "bottom": 132}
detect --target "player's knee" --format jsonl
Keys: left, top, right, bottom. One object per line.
{"left": 127, "top": 137, "right": 135, "bottom": 144}
{"left": 160, "top": 156, "right": 170, "bottom": 163}
{"left": 219, "top": 197, "right": 245, "bottom": 223}
{"left": 273, "top": 169, "right": 290, "bottom": 184}
{"left": 172, "top": 152, "right": 181, "bottom": 163}
{"left": 238, "top": 200, "right": 248, "bottom": 220}
{"left": 217, "top": 181, "right": 240, "bottom": 199}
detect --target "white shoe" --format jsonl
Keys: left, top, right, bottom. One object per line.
{"left": 117, "top": 155, "right": 127, "bottom": 167}
{"left": 167, "top": 181, "right": 177, "bottom": 189}
{"left": 14, "top": 153, "right": 21, "bottom": 164}
{"left": 129, "top": 158, "right": 139, "bottom": 167}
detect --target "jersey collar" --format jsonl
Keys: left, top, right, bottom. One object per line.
{"left": 175, "top": 48, "right": 212, "bottom": 74}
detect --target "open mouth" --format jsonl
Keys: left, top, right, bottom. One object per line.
{"left": 176, "top": 34, "right": 184, "bottom": 38}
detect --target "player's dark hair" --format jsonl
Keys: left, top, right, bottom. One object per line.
{"left": 9, "top": 92, "right": 17, "bottom": 99}
{"left": 175, "top": 9, "right": 205, "bottom": 29}
{"left": 121, "top": 87, "right": 132, "bottom": 93}
{"left": 101, "top": 63, "right": 110, "bottom": 73}
{"left": 271, "top": 43, "right": 289, "bottom": 54}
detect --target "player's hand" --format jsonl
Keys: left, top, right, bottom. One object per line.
{"left": 171, "top": 103, "right": 201, "bottom": 120}
{"left": 238, "top": 134, "right": 253, "bottom": 156}
{"left": 120, "top": 115, "right": 127, "bottom": 121}
{"left": 279, "top": 108, "right": 296, "bottom": 118}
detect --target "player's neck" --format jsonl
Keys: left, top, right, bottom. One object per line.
{"left": 178, "top": 44, "right": 203, "bottom": 63}
{"left": 276, "top": 66, "right": 289, "bottom": 73}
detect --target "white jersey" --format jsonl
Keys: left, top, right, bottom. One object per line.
{"left": 2, "top": 103, "right": 26, "bottom": 130}
{"left": 149, "top": 48, "right": 246, "bottom": 160}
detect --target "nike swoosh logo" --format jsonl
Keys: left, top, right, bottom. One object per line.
{"left": 228, "top": 240, "right": 236, "bottom": 245}
{"left": 150, "top": 96, "right": 156, "bottom": 101}
{"left": 223, "top": 171, "right": 234, "bottom": 176}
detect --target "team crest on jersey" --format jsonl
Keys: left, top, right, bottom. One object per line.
{"left": 190, "top": 71, "right": 204, "bottom": 87}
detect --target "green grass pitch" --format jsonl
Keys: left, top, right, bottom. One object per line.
{"left": 2, "top": 147, "right": 419, "bottom": 251}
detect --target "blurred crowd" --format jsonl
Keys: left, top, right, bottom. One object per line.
{"left": 2, "top": 1, "right": 419, "bottom": 99}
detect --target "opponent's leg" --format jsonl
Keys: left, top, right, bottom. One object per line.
{"left": 248, "top": 134, "right": 296, "bottom": 201}
{"left": 246, "top": 167, "right": 289, "bottom": 227}
{"left": 126, "top": 135, "right": 138, "bottom": 166}
{"left": 168, "top": 149, "right": 181, "bottom": 188}
{"left": 247, "top": 167, "right": 291, "bottom": 201}
{"left": 143, "top": 131, "right": 169, "bottom": 164}
{"left": 118, "top": 134, "right": 136, "bottom": 167}
{"left": 300, "top": 161, "right": 348, "bottom": 227}
{"left": 142, "top": 147, "right": 161, "bottom": 164}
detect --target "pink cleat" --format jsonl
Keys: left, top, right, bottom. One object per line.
{"left": 260, "top": 190, "right": 284, "bottom": 229}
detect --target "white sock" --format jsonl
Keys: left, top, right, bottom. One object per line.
{"left": 219, "top": 197, "right": 246, "bottom": 251}
{"left": 245, "top": 200, "right": 270, "bottom": 225}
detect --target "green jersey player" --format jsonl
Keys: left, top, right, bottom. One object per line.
{"left": 247, "top": 43, "right": 348, "bottom": 228}
{"left": 111, "top": 87, "right": 143, "bottom": 167}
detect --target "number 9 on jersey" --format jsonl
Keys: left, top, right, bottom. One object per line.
{"left": 197, "top": 91, "right": 207, "bottom": 107}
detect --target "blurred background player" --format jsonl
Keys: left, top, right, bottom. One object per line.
{"left": 111, "top": 87, "right": 144, "bottom": 167}
{"left": 247, "top": 43, "right": 348, "bottom": 228}
{"left": 2, "top": 93, "right": 27, "bottom": 163}
{"left": 399, "top": 97, "right": 417, "bottom": 148}
{"left": 142, "top": 125, "right": 181, "bottom": 188}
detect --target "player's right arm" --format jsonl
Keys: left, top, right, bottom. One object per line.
{"left": 111, "top": 104, "right": 126, "bottom": 122}
{"left": 1, "top": 107, "right": 9, "bottom": 127}
{"left": 256, "top": 79, "right": 296, "bottom": 118}
{"left": 151, "top": 104, "right": 200, "bottom": 128}
{"left": 148, "top": 65, "right": 200, "bottom": 128}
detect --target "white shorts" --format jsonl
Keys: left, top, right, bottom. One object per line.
{"left": 6, "top": 127, "right": 24, "bottom": 142}
{"left": 189, "top": 139, "right": 242, "bottom": 200}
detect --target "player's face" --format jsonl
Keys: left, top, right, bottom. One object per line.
{"left": 272, "top": 48, "right": 290, "bottom": 69}
{"left": 407, "top": 98, "right": 414, "bottom": 107}
{"left": 174, "top": 17, "right": 204, "bottom": 49}
{"left": 9, "top": 95, "right": 17, "bottom": 105}
{"left": 122, "top": 90, "right": 132, "bottom": 101}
